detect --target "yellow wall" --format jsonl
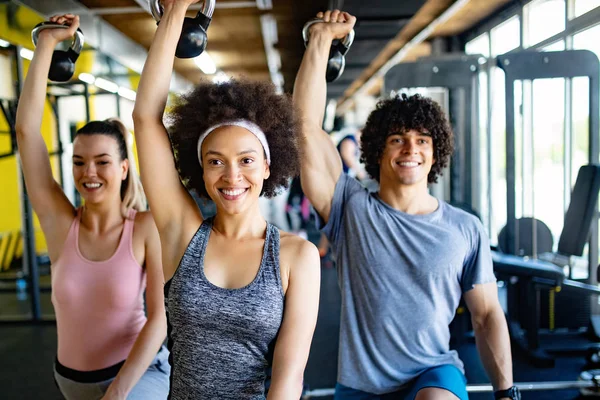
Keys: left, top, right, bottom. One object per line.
{"left": 0, "top": 64, "right": 60, "bottom": 256}
{"left": 0, "top": 113, "right": 20, "bottom": 244}
{"left": 0, "top": 4, "right": 68, "bottom": 257}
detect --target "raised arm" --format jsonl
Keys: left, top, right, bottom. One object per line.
{"left": 15, "top": 15, "right": 77, "bottom": 239}
{"left": 132, "top": 0, "right": 201, "bottom": 237}
{"left": 292, "top": 10, "right": 356, "bottom": 223}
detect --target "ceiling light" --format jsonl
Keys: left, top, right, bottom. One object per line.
{"left": 0, "top": 39, "right": 10, "bottom": 48}
{"left": 194, "top": 52, "right": 217, "bottom": 75}
{"left": 212, "top": 71, "right": 230, "bottom": 84}
{"left": 78, "top": 73, "right": 96, "bottom": 84}
{"left": 118, "top": 86, "right": 137, "bottom": 101}
{"left": 47, "top": 86, "right": 75, "bottom": 96}
{"left": 256, "top": 0, "right": 273, "bottom": 11}
{"left": 20, "top": 48, "right": 34, "bottom": 60}
{"left": 260, "top": 14, "right": 283, "bottom": 93}
{"left": 260, "top": 14, "right": 278, "bottom": 45}
{"left": 273, "top": 72, "right": 284, "bottom": 88}
{"left": 94, "top": 77, "right": 119, "bottom": 93}
{"left": 266, "top": 49, "right": 281, "bottom": 71}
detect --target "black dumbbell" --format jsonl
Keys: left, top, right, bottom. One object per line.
{"left": 302, "top": 18, "right": 355, "bottom": 83}
{"left": 31, "top": 22, "right": 84, "bottom": 82}
{"left": 149, "top": 0, "right": 215, "bottom": 59}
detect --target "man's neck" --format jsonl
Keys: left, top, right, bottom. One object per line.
{"left": 378, "top": 181, "right": 438, "bottom": 215}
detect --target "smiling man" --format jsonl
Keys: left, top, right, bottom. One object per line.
{"left": 293, "top": 9, "right": 516, "bottom": 400}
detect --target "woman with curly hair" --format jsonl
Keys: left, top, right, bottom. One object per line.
{"left": 294, "top": 9, "right": 513, "bottom": 400}
{"left": 132, "top": 1, "right": 320, "bottom": 399}
{"left": 16, "top": 13, "right": 169, "bottom": 400}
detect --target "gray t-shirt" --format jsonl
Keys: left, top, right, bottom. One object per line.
{"left": 319, "top": 173, "right": 495, "bottom": 394}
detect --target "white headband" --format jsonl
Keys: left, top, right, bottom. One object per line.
{"left": 197, "top": 119, "right": 271, "bottom": 166}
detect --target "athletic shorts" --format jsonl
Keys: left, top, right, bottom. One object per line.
{"left": 334, "top": 364, "right": 468, "bottom": 400}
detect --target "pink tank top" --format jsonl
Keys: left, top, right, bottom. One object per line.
{"left": 51, "top": 208, "right": 147, "bottom": 371}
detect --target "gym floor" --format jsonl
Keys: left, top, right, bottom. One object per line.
{"left": 0, "top": 264, "right": 591, "bottom": 399}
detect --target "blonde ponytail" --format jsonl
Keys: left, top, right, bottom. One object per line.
{"left": 104, "top": 118, "right": 147, "bottom": 218}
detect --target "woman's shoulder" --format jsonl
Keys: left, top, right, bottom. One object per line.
{"left": 278, "top": 231, "right": 320, "bottom": 267}
{"left": 278, "top": 230, "right": 313, "bottom": 246}
{"left": 133, "top": 210, "right": 159, "bottom": 235}
{"left": 277, "top": 231, "right": 320, "bottom": 293}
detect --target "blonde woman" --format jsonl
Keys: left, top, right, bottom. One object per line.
{"left": 15, "top": 14, "right": 169, "bottom": 400}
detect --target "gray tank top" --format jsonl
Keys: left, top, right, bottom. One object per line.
{"left": 164, "top": 218, "right": 284, "bottom": 399}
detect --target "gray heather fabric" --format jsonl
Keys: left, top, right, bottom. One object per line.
{"left": 164, "top": 218, "right": 284, "bottom": 400}
{"left": 318, "top": 173, "right": 496, "bottom": 394}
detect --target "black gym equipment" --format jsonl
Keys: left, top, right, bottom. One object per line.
{"left": 302, "top": 19, "right": 355, "bottom": 83}
{"left": 149, "top": 0, "right": 215, "bottom": 59}
{"left": 497, "top": 217, "right": 554, "bottom": 256}
{"left": 31, "top": 22, "right": 84, "bottom": 82}
{"left": 494, "top": 164, "right": 600, "bottom": 367}
{"left": 496, "top": 49, "right": 600, "bottom": 367}
{"left": 0, "top": 98, "right": 18, "bottom": 160}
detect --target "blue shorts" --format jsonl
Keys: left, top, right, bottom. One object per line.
{"left": 334, "top": 364, "right": 468, "bottom": 400}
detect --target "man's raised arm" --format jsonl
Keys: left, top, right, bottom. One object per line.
{"left": 293, "top": 10, "right": 356, "bottom": 223}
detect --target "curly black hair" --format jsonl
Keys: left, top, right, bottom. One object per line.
{"left": 167, "top": 79, "right": 301, "bottom": 199}
{"left": 360, "top": 93, "right": 454, "bottom": 184}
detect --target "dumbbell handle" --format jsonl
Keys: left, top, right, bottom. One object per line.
{"left": 302, "top": 18, "right": 355, "bottom": 49}
{"left": 31, "top": 22, "right": 84, "bottom": 54}
{"left": 149, "top": 0, "right": 215, "bottom": 22}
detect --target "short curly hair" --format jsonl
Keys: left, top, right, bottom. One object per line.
{"left": 360, "top": 93, "right": 454, "bottom": 184}
{"left": 167, "top": 79, "right": 301, "bottom": 199}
